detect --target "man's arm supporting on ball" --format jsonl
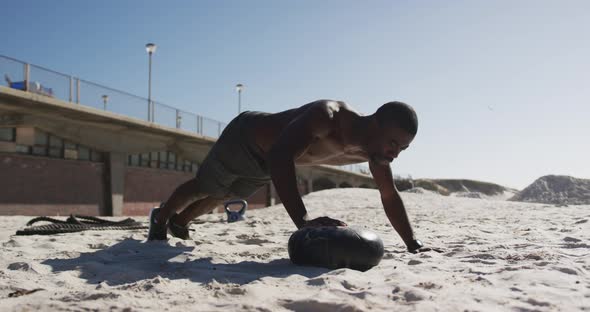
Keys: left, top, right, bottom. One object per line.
{"left": 268, "top": 104, "right": 345, "bottom": 229}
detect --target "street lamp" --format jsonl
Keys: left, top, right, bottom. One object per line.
{"left": 146, "top": 43, "right": 157, "bottom": 122}
{"left": 101, "top": 95, "right": 109, "bottom": 111}
{"left": 235, "top": 83, "right": 244, "bottom": 114}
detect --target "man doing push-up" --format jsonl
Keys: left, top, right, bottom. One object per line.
{"left": 148, "top": 100, "right": 428, "bottom": 253}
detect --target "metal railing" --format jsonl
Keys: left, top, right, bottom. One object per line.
{"left": 0, "top": 54, "right": 228, "bottom": 138}
{"left": 337, "top": 164, "right": 371, "bottom": 176}
{"left": 0, "top": 54, "right": 370, "bottom": 176}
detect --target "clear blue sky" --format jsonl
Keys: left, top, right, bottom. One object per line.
{"left": 1, "top": 0, "right": 589, "bottom": 189}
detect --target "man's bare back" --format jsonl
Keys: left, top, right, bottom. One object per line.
{"left": 249, "top": 100, "right": 371, "bottom": 166}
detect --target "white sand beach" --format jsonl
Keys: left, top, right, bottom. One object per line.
{"left": 0, "top": 188, "right": 588, "bottom": 311}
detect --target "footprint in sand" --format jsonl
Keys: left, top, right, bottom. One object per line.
{"left": 326, "top": 269, "right": 348, "bottom": 276}
{"left": 281, "top": 299, "right": 364, "bottom": 312}
{"left": 553, "top": 267, "right": 578, "bottom": 275}
{"left": 242, "top": 238, "right": 273, "bottom": 245}
{"left": 116, "top": 276, "right": 169, "bottom": 292}
{"left": 246, "top": 219, "right": 272, "bottom": 227}
{"left": 224, "top": 286, "right": 247, "bottom": 295}
{"left": 340, "top": 280, "right": 358, "bottom": 291}
{"left": 8, "top": 288, "right": 45, "bottom": 298}
{"left": 235, "top": 234, "right": 273, "bottom": 245}
{"left": 206, "top": 280, "right": 247, "bottom": 296}
{"left": 505, "top": 253, "right": 547, "bottom": 262}
{"left": 306, "top": 277, "right": 327, "bottom": 286}
{"left": 237, "top": 251, "right": 271, "bottom": 260}
{"left": 416, "top": 282, "right": 442, "bottom": 290}
{"left": 448, "top": 244, "right": 466, "bottom": 249}
{"left": 7, "top": 262, "right": 30, "bottom": 271}
{"left": 88, "top": 243, "right": 109, "bottom": 250}
{"left": 444, "top": 250, "right": 461, "bottom": 257}
{"left": 382, "top": 253, "right": 396, "bottom": 259}
{"left": 306, "top": 277, "right": 360, "bottom": 291}
{"left": 403, "top": 289, "right": 427, "bottom": 302}
{"left": 390, "top": 285, "right": 431, "bottom": 302}
{"left": 461, "top": 254, "right": 497, "bottom": 265}
{"left": 525, "top": 298, "right": 551, "bottom": 307}
{"left": 469, "top": 253, "right": 496, "bottom": 260}
{"left": 59, "top": 251, "right": 81, "bottom": 258}
{"left": 471, "top": 276, "right": 493, "bottom": 286}
{"left": 326, "top": 289, "right": 370, "bottom": 302}
{"left": 7, "top": 262, "right": 41, "bottom": 273}
{"left": 60, "top": 292, "right": 120, "bottom": 302}
{"left": 2, "top": 239, "right": 21, "bottom": 248}
{"left": 560, "top": 242, "right": 590, "bottom": 249}
{"left": 563, "top": 236, "right": 582, "bottom": 243}
{"left": 443, "top": 244, "right": 466, "bottom": 257}
{"left": 534, "top": 261, "right": 551, "bottom": 266}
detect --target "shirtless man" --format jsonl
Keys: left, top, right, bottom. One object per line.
{"left": 148, "top": 100, "right": 428, "bottom": 253}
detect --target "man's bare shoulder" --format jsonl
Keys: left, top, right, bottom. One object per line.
{"left": 304, "top": 99, "right": 360, "bottom": 119}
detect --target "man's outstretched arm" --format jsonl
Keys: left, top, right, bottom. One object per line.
{"left": 369, "top": 161, "right": 418, "bottom": 250}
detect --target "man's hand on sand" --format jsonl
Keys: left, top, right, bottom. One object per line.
{"left": 303, "top": 216, "right": 347, "bottom": 227}
{"left": 407, "top": 239, "right": 444, "bottom": 254}
{"left": 410, "top": 246, "right": 444, "bottom": 254}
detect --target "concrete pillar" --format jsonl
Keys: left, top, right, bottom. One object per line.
{"left": 107, "top": 152, "right": 126, "bottom": 216}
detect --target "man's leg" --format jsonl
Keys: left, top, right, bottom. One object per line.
{"left": 156, "top": 178, "right": 208, "bottom": 224}
{"left": 149, "top": 177, "right": 210, "bottom": 241}
{"left": 171, "top": 196, "right": 228, "bottom": 227}
{"left": 165, "top": 196, "right": 226, "bottom": 239}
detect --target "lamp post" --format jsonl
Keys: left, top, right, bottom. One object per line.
{"left": 101, "top": 95, "right": 109, "bottom": 111}
{"left": 146, "top": 43, "right": 157, "bottom": 122}
{"left": 235, "top": 83, "right": 244, "bottom": 114}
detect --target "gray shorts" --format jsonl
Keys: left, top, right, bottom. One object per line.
{"left": 195, "top": 111, "right": 271, "bottom": 199}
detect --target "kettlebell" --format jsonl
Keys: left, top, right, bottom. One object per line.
{"left": 224, "top": 199, "right": 248, "bottom": 223}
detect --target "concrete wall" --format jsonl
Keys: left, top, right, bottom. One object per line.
{"left": 0, "top": 153, "right": 274, "bottom": 216}
{"left": 0, "top": 150, "right": 374, "bottom": 217}
{"left": 243, "top": 185, "right": 270, "bottom": 210}
{"left": 123, "top": 167, "right": 194, "bottom": 215}
{"left": 0, "top": 153, "right": 105, "bottom": 215}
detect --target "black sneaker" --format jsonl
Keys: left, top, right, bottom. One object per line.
{"left": 168, "top": 217, "right": 191, "bottom": 240}
{"left": 147, "top": 207, "right": 168, "bottom": 241}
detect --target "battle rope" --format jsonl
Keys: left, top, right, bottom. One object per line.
{"left": 15, "top": 215, "right": 148, "bottom": 236}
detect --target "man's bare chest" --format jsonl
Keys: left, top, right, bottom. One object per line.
{"left": 295, "top": 136, "right": 368, "bottom": 166}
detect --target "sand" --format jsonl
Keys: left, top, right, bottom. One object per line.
{"left": 0, "top": 188, "right": 588, "bottom": 311}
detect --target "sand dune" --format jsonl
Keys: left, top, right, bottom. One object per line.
{"left": 1, "top": 188, "right": 588, "bottom": 311}
{"left": 511, "top": 175, "right": 590, "bottom": 205}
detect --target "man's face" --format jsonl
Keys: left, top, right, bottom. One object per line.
{"left": 368, "top": 124, "right": 415, "bottom": 165}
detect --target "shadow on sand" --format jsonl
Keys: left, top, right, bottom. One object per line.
{"left": 42, "top": 238, "right": 328, "bottom": 286}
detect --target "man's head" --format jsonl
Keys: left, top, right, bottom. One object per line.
{"left": 367, "top": 101, "right": 418, "bottom": 165}
{"left": 375, "top": 101, "right": 418, "bottom": 136}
